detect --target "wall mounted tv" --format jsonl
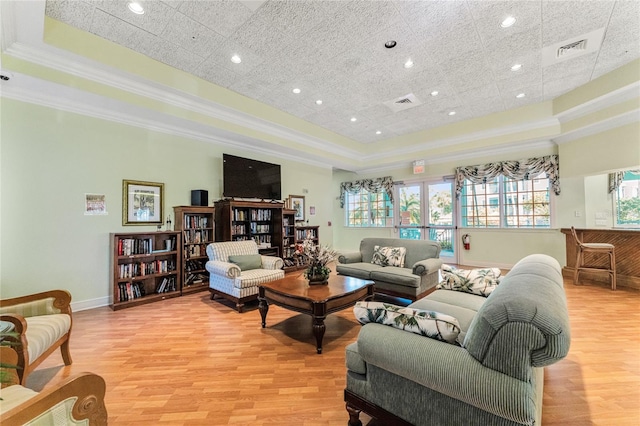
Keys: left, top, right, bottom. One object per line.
{"left": 222, "top": 154, "right": 282, "bottom": 200}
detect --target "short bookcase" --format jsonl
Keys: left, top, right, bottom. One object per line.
{"left": 110, "top": 231, "right": 181, "bottom": 310}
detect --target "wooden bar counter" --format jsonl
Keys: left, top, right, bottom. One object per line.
{"left": 561, "top": 228, "right": 640, "bottom": 290}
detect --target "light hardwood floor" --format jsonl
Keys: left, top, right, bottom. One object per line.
{"left": 28, "top": 276, "right": 639, "bottom": 425}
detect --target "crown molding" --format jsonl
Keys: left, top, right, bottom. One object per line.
{"left": 555, "top": 81, "right": 640, "bottom": 123}
{"left": 361, "top": 117, "right": 560, "bottom": 164}
{"left": 352, "top": 139, "right": 557, "bottom": 174}
{"left": 553, "top": 108, "right": 640, "bottom": 144}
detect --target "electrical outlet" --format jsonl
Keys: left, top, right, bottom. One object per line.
{"left": 574, "top": 210, "right": 581, "bottom": 217}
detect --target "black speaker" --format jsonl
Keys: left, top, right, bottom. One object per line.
{"left": 191, "top": 190, "right": 208, "bottom": 206}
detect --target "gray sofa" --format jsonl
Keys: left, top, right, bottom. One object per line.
{"left": 344, "top": 254, "right": 571, "bottom": 426}
{"left": 337, "top": 237, "right": 443, "bottom": 300}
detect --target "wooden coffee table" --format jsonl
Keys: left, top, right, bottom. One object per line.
{"left": 258, "top": 274, "right": 374, "bottom": 354}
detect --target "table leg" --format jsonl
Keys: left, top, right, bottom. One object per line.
{"left": 258, "top": 296, "right": 269, "bottom": 328}
{"left": 312, "top": 316, "right": 326, "bottom": 354}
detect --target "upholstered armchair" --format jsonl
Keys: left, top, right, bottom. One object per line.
{"left": 0, "top": 290, "right": 73, "bottom": 385}
{"left": 206, "top": 240, "right": 284, "bottom": 312}
{"left": 0, "top": 347, "right": 107, "bottom": 425}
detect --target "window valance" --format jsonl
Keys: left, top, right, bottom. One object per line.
{"left": 454, "top": 155, "right": 560, "bottom": 198}
{"left": 340, "top": 176, "right": 394, "bottom": 208}
{"left": 609, "top": 170, "right": 640, "bottom": 193}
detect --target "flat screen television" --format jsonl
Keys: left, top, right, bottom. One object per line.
{"left": 222, "top": 154, "right": 282, "bottom": 200}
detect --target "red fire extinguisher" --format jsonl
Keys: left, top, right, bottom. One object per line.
{"left": 462, "top": 234, "right": 471, "bottom": 250}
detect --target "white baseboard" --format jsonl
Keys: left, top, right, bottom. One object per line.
{"left": 72, "top": 296, "right": 110, "bottom": 312}
{"left": 459, "top": 260, "right": 514, "bottom": 270}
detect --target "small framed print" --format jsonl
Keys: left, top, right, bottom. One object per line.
{"left": 122, "top": 179, "right": 164, "bottom": 225}
{"left": 289, "top": 195, "right": 305, "bottom": 221}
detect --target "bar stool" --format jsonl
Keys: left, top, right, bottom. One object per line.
{"left": 570, "top": 227, "right": 616, "bottom": 290}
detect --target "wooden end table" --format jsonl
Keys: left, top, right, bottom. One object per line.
{"left": 258, "top": 274, "right": 374, "bottom": 354}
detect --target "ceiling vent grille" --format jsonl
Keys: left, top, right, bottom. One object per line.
{"left": 384, "top": 93, "right": 422, "bottom": 112}
{"left": 542, "top": 27, "right": 605, "bottom": 67}
{"left": 557, "top": 39, "right": 587, "bottom": 58}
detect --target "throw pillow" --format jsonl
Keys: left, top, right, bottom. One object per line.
{"left": 371, "top": 246, "right": 407, "bottom": 267}
{"left": 353, "top": 301, "right": 461, "bottom": 344}
{"left": 437, "top": 264, "right": 501, "bottom": 297}
{"left": 228, "top": 254, "right": 262, "bottom": 271}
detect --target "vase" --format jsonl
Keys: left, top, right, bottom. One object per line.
{"left": 307, "top": 273, "right": 329, "bottom": 285}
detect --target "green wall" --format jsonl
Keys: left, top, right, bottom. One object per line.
{"left": 0, "top": 98, "right": 332, "bottom": 307}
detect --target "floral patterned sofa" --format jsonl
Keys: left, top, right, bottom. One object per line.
{"left": 205, "top": 241, "right": 284, "bottom": 312}
{"left": 336, "top": 238, "right": 443, "bottom": 300}
{"left": 344, "top": 254, "right": 571, "bottom": 426}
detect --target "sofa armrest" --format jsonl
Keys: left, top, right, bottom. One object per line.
{"left": 338, "top": 251, "right": 362, "bottom": 264}
{"left": 205, "top": 260, "right": 241, "bottom": 278}
{"left": 261, "top": 255, "right": 284, "bottom": 270}
{"left": 355, "top": 323, "right": 536, "bottom": 425}
{"left": 0, "top": 372, "right": 108, "bottom": 425}
{"left": 0, "top": 290, "right": 72, "bottom": 317}
{"left": 412, "top": 258, "right": 443, "bottom": 276}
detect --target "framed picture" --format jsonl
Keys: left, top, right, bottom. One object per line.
{"left": 122, "top": 179, "right": 164, "bottom": 225}
{"left": 289, "top": 195, "right": 305, "bottom": 221}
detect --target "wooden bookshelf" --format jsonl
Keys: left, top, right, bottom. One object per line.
{"left": 110, "top": 231, "right": 181, "bottom": 310}
{"left": 214, "top": 200, "right": 285, "bottom": 256}
{"left": 281, "top": 209, "right": 300, "bottom": 271}
{"left": 173, "top": 206, "right": 215, "bottom": 295}
{"left": 295, "top": 225, "right": 319, "bottom": 245}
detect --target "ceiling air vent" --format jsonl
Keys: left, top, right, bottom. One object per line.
{"left": 542, "top": 27, "right": 605, "bottom": 67}
{"left": 384, "top": 93, "right": 422, "bottom": 112}
{"left": 557, "top": 39, "right": 587, "bottom": 58}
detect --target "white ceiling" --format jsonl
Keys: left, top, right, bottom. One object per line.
{"left": 0, "top": 1, "right": 638, "bottom": 174}
{"left": 41, "top": 0, "right": 640, "bottom": 145}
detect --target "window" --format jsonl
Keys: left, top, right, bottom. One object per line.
{"left": 460, "top": 174, "right": 551, "bottom": 228}
{"left": 614, "top": 170, "right": 640, "bottom": 228}
{"left": 344, "top": 189, "right": 393, "bottom": 227}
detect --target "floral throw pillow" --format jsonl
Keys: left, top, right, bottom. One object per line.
{"left": 371, "top": 245, "right": 407, "bottom": 267}
{"left": 353, "top": 301, "right": 461, "bottom": 344}
{"left": 437, "top": 264, "right": 501, "bottom": 297}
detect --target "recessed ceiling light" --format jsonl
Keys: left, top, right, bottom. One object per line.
{"left": 128, "top": 1, "right": 145, "bottom": 14}
{"left": 448, "top": 111, "right": 456, "bottom": 116}
{"left": 315, "top": 99, "right": 323, "bottom": 105}
{"left": 516, "top": 93, "right": 526, "bottom": 98}
{"left": 430, "top": 90, "right": 439, "bottom": 97}
{"left": 350, "top": 117, "right": 357, "bottom": 122}
{"left": 231, "top": 55, "right": 241, "bottom": 64}
{"left": 376, "top": 130, "right": 382, "bottom": 135}
{"left": 501, "top": 16, "right": 516, "bottom": 28}
{"left": 404, "top": 59, "right": 414, "bottom": 69}
{"left": 511, "top": 63, "right": 522, "bottom": 71}
{"left": 385, "top": 40, "right": 397, "bottom": 48}
{"left": 292, "top": 88, "right": 301, "bottom": 94}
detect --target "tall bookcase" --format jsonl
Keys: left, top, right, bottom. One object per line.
{"left": 173, "top": 206, "right": 215, "bottom": 295}
{"left": 281, "top": 209, "right": 298, "bottom": 271}
{"left": 214, "top": 200, "right": 285, "bottom": 256}
{"left": 110, "top": 231, "right": 181, "bottom": 310}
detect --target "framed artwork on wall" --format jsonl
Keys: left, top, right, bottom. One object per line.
{"left": 122, "top": 179, "right": 164, "bottom": 225}
{"left": 289, "top": 195, "right": 305, "bottom": 221}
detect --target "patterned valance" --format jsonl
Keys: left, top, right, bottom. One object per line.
{"left": 454, "top": 155, "right": 560, "bottom": 198}
{"left": 340, "top": 176, "right": 394, "bottom": 208}
{"left": 609, "top": 170, "right": 640, "bottom": 193}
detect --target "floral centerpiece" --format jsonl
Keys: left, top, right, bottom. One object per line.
{"left": 297, "top": 236, "right": 338, "bottom": 284}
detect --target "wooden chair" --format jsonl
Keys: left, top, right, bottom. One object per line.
{"left": 0, "top": 347, "right": 107, "bottom": 425}
{"left": 0, "top": 290, "right": 73, "bottom": 385}
{"left": 570, "top": 227, "right": 616, "bottom": 290}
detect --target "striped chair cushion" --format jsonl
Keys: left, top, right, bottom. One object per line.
{"left": 0, "top": 297, "right": 61, "bottom": 317}
{"left": 25, "top": 314, "right": 71, "bottom": 362}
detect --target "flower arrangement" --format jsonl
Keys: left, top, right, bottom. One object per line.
{"left": 297, "top": 236, "right": 338, "bottom": 283}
